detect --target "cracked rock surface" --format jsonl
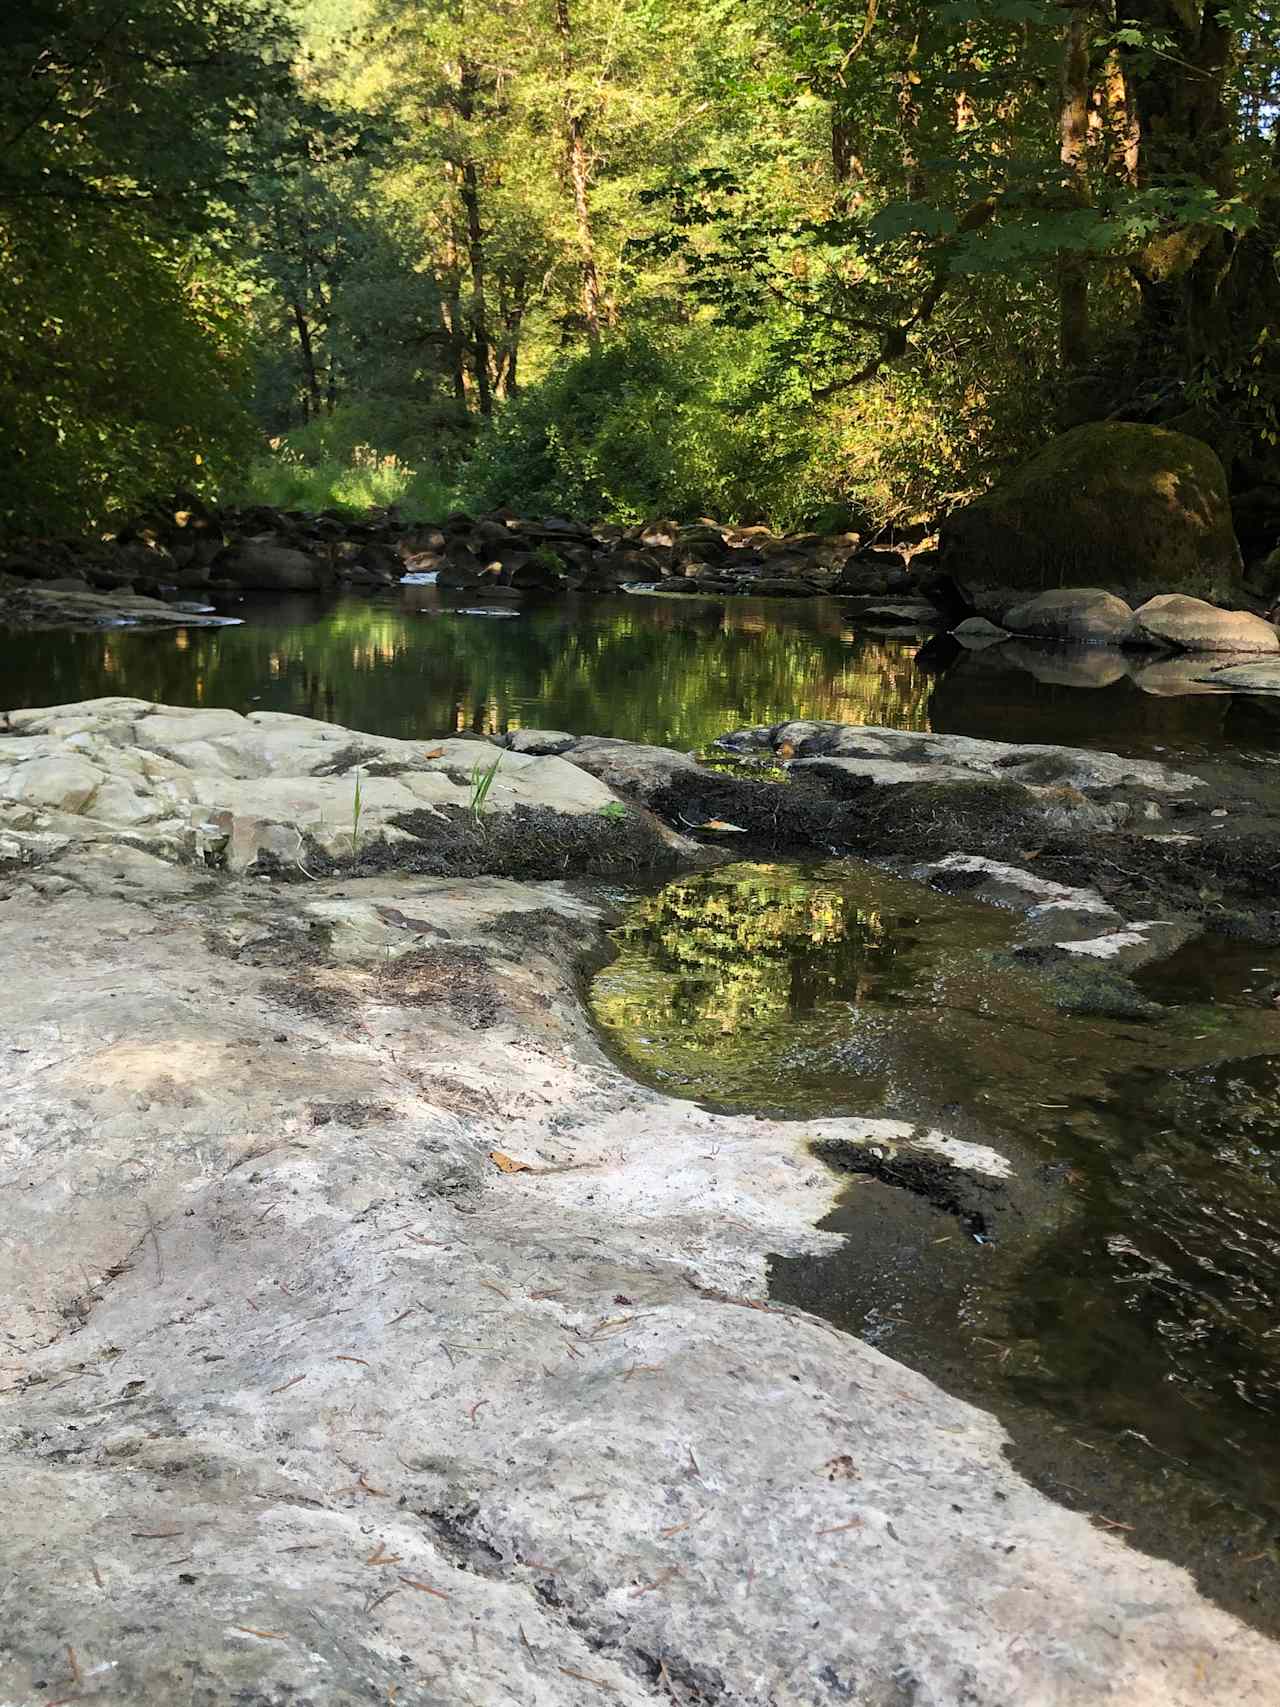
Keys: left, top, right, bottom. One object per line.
{"left": 1, "top": 705, "right": 1279, "bottom": 1703}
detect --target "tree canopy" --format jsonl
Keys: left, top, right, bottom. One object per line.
{"left": 3, "top": 0, "right": 1277, "bottom": 535}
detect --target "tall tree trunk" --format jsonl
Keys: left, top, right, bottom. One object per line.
{"left": 290, "top": 301, "right": 323, "bottom": 420}
{"left": 1121, "top": 0, "right": 1237, "bottom": 364}
{"left": 1100, "top": 50, "right": 1139, "bottom": 184}
{"left": 454, "top": 62, "right": 492, "bottom": 417}
{"left": 554, "top": 0, "right": 603, "bottom": 340}
{"left": 439, "top": 174, "right": 470, "bottom": 409}
{"left": 1057, "top": 4, "right": 1092, "bottom": 371}
{"left": 1113, "top": 2, "right": 1280, "bottom": 481}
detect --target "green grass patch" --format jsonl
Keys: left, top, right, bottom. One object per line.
{"left": 231, "top": 415, "right": 453, "bottom": 521}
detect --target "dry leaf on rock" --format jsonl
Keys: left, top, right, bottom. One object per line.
{"left": 489, "top": 1150, "right": 533, "bottom": 1174}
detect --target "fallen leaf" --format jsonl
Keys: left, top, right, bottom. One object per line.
{"left": 697, "top": 820, "right": 747, "bottom": 833}
{"left": 423, "top": 746, "right": 446, "bottom": 759}
{"left": 399, "top": 1575, "right": 449, "bottom": 1600}
{"left": 489, "top": 1151, "right": 533, "bottom": 1174}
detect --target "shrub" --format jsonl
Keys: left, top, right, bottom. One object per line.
{"left": 457, "top": 325, "right": 809, "bottom": 525}
{"left": 231, "top": 409, "right": 453, "bottom": 520}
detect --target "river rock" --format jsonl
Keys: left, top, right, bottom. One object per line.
{"left": 951, "top": 615, "right": 1009, "bottom": 648}
{"left": 1004, "top": 587, "right": 1132, "bottom": 645}
{"left": 1122, "top": 594, "right": 1280, "bottom": 654}
{"left": 216, "top": 540, "right": 328, "bottom": 592}
{"left": 941, "top": 423, "right": 1243, "bottom": 602}
{"left": 0, "top": 579, "right": 243, "bottom": 631}
{"left": 1193, "top": 659, "right": 1280, "bottom": 694}
{"left": 741, "top": 575, "right": 819, "bottom": 596}
{"left": 854, "top": 600, "right": 943, "bottom": 628}
{"left": 0, "top": 701, "right": 658, "bottom": 876}
{"left": 0, "top": 763, "right": 1276, "bottom": 1704}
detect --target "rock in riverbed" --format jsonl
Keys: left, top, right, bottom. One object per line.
{"left": 0, "top": 710, "right": 1275, "bottom": 1702}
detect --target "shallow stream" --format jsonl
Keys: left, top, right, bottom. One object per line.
{"left": 4, "top": 584, "right": 1280, "bottom": 761}
{"left": 7, "top": 582, "right": 1280, "bottom": 1619}
{"left": 592, "top": 859, "right": 1280, "bottom": 1626}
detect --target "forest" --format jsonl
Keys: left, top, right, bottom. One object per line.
{"left": 2, "top": 0, "right": 1278, "bottom": 539}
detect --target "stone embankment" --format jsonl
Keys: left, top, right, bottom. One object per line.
{"left": 2, "top": 698, "right": 1279, "bottom": 1702}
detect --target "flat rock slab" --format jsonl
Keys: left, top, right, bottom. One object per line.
{"left": 0, "top": 843, "right": 1275, "bottom": 1704}
{"left": 1195, "top": 659, "right": 1280, "bottom": 694}
{"left": 0, "top": 581, "right": 243, "bottom": 630}
{"left": 717, "top": 720, "right": 1203, "bottom": 796}
{"left": 0, "top": 698, "right": 627, "bottom": 871}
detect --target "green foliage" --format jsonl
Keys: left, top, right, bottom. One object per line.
{"left": 469, "top": 752, "right": 503, "bottom": 824}
{"left": 233, "top": 414, "right": 452, "bottom": 519}
{"left": 458, "top": 326, "right": 813, "bottom": 525}
{"left": 6, "top": 0, "right": 1279, "bottom": 534}
{"left": 0, "top": 212, "right": 256, "bottom": 535}
{"left": 0, "top": 0, "right": 286, "bottom": 536}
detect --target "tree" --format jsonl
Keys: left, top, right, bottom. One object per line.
{"left": 0, "top": 0, "right": 290, "bottom": 532}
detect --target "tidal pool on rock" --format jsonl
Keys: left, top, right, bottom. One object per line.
{"left": 590, "top": 859, "right": 1280, "bottom": 1619}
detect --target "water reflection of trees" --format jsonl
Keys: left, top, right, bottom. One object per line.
{"left": 2, "top": 594, "right": 936, "bottom": 747}
{"left": 593, "top": 864, "right": 924, "bottom": 1103}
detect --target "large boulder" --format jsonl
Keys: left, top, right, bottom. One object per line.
{"left": 216, "top": 541, "right": 326, "bottom": 592}
{"left": 1004, "top": 587, "right": 1132, "bottom": 646}
{"left": 941, "top": 423, "right": 1242, "bottom": 602}
{"left": 1122, "top": 593, "right": 1280, "bottom": 654}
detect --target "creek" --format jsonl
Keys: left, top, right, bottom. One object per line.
{"left": 591, "top": 858, "right": 1280, "bottom": 1626}
{"left": 3, "top": 584, "right": 1280, "bottom": 759}
{"left": 6, "top": 582, "right": 1280, "bottom": 1620}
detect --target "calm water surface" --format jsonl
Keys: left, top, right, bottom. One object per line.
{"left": 3, "top": 584, "right": 1278, "bottom": 761}
{"left": 592, "top": 860, "right": 1280, "bottom": 1620}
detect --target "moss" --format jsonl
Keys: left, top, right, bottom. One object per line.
{"left": 942, "top": 423, "right": 1241, "bottom": 601}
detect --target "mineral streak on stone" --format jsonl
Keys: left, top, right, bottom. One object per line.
{"left": 0, "top": 701, "right": 1276, "bottom": 1702}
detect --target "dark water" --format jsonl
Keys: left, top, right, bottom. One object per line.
{"left": 592, "top": 860, "right": 1280, "bottom": 1614}
{"left": 3, "top": 585, "right": 1279, "bottom": 761}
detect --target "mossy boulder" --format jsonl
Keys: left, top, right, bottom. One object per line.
{"left": 941, "top": 423, "right": 1242, "bottom": 602}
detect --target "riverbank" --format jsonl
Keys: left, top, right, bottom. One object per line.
{"left": 2, "top": 700, "right": 1279, "bottom": 1701}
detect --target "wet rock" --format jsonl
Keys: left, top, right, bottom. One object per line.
{"left": 1123, "top": 594, "right": 1280, "bottom": 654}
{"left": 1004, "top": 587, "right": 1133, "bottom": 645}
{"left": 741, "top": 575, "right": 819, "bottom": 596}
{"left": 941, "top": 423, "right": 1242, "bottom": 603}
{"left": 437, "top": 543, "right": 485, "bottom": 587}
{"left": 0, "top": 579, "right": 242, "bottom": 631}
{"left": 215, "top": 540, "right": 327, "bottom": 592}
{"left": 952, "top": 615, "right": 1009, "bottom": 648}
{"left": 1193, "top": 658, "right": 1280, "bottom": 694}
{"left": 853, "top": 599, "right": 943, "bottom": 628}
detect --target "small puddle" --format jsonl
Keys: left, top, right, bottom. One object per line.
{"left": 591, "top": 859, "right": 1280, "bottom": 1629}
